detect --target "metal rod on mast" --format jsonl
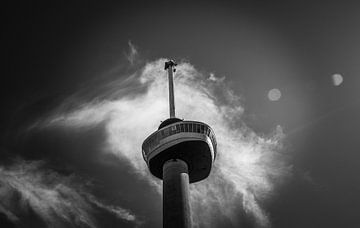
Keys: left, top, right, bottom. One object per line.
{"left": 165, "top": 60, "right": 177, "bottom": 118}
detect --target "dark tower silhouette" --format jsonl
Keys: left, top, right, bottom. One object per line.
{"left": 142, "top": 60, "right": 217, "bottom": 228}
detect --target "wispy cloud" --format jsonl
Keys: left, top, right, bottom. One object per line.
{"left": 0, "top": 160, "right": 139, "bottom": 227}
{"left": 208, "top": 72, "right": 225, "bottom": 83}
{"left": 125, "top": 41, "right": 138, "bottom": 65}
{"left": 39, "top": 59, "right": 291, "bottom": 227}
{"left": 87, "top": 195, "right": 138, "bottom": 223}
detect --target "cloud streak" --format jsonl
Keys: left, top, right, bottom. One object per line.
{"left": 125, "top": 41, "right": 138, "bottom": 66}
{"left": 0, "top": 159, "right": 138, "bottom": 227}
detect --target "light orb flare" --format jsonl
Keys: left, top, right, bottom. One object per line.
{"left": 331, "top": 73, "right": 343, "bottom": 86}
{"left": 268, "top": 88, "right": 282, "bottom": 101}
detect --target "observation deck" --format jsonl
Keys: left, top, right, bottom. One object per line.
{"left": 142, "top": 119, "right": 217, "bottom": 183}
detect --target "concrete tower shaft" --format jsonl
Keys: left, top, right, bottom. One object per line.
{"left": 163, "top": 159, "right": 191, "bottom": 228}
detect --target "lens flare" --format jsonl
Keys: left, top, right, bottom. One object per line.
{"left": 331, "top": 73, "right": 343, "bottom": 86}
{"left": 268, "top": 88, "right": 282, "bottom": 101}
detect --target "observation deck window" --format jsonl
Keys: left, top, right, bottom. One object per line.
{"left": 195, "top": 124, "right": 200, "bottom": 133}
{"left": 185, "top": 123, "right": 189, "bottom": 132}
{"left": 164, "top": 128, "right": 169, "bottom": 137}
{"left": 176, "top": 124, "right": 181, "bottom": 133}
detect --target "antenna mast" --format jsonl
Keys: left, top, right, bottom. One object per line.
{"left": 164, "top": 60, "right": 177, "bottom": 118}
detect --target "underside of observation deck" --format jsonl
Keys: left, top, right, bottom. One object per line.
{"left": 148, "top": 140, "right": 213, "bottom": 183}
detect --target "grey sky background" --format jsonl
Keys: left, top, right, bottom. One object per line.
{"left": 3, "top": 1, "right": 360, "bottom": 227}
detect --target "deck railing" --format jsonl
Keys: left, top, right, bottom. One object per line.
{"left": 142, "top": 121, "right": 217, "bottom": 160}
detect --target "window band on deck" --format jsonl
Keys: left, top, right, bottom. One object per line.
{"left": 142, "top": 122, "right": 217, "bottom": 159}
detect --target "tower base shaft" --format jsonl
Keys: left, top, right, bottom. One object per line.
{"left": 163, "top": 159, "right": 191, "bottom": 228}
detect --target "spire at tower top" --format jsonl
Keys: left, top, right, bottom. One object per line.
{"left": 165, "top": 60, "right": 177, "bottom": 118}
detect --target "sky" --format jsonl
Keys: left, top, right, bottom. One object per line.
{"left": 3, "top": 1, "right": 360, "bottom": 227}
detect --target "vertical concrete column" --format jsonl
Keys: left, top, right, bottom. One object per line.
{"left": 163, "top": 159, "right": 191, "bottom": 228}
{"left": 167, "top": 66, "right": 176, "bottom": 118}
